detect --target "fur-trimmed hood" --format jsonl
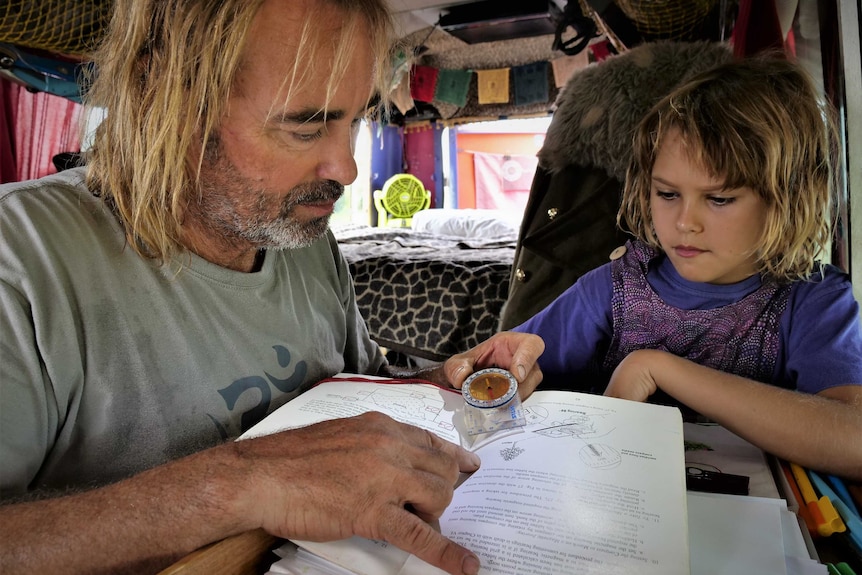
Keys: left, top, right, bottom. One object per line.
{"left": 539, "top": 41, "right": 733, "bottom": 180}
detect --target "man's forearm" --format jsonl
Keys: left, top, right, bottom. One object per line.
{"left": 0, "top": 442, "right": 251, "bottom": 574}
{"left": 378, "top": 363, "right": 448, "bottom": 386}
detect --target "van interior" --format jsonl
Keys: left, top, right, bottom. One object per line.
{"left": 1, "top": 0, "right": 860, "bottom": 364}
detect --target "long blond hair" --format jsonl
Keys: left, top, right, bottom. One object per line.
{"left": 83, "top": 0, "right": 394, "bottom": 263}
{"left": 619, "top": 55, "right": 839, "bottom": 283}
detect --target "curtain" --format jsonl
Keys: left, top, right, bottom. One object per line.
{"left": 0, "top": 76, "right": 83, "bottom": 184}
{"left": 731, "top": 0, "right": 789, "bottom": 57}
{"left": 472, "top": 151, "right": 537, "bottom": 214}
{"left": 0, "top": 77, "right": 19, "bottom": 184}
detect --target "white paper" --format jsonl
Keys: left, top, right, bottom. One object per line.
{"left": 683, "top": 423, "right": 781, "bottom": 499}
{"left": 240, "top": 380, "right": 466, "bottom": 446}
{"left": 421, "top": 391, "right": 689, "bottom": 575}
{"left": 246, "top": 380, "right": 689, "bottom": 575}
{"left": 687, "top": 492, "right": 787, "bottom": 575}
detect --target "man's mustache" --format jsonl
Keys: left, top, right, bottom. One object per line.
{"left": 287, "top": 180, "right": 344, "bottom": 206}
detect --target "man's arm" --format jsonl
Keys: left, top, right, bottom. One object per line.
{"left": 605, "top": 349, "right": 862, "bottom": 480}
{"left": 0, "top": 412, "right": 482, "bottom": 575}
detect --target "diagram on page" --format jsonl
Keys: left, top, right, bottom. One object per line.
{"left": 321, "top": 386, "right": 463, "bottom": 442}
{"left": 351, "top": 387, "right": 447, "bottom": 424}
{"left": 494, "top": 402, "right": 621, "bottom": 469}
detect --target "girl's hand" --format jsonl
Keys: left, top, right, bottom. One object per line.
{"left": 441, "top": 332, "right": 545, "bottom": 400}
{"left": 604, "top": 349, "right": 664, "bottom": 402}
{"left": 383, "top": 332, "right": 544, "bottom": 402}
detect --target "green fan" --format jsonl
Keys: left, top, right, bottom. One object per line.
{"left": 373, "top": 174, "right": 431, "bottom": 228}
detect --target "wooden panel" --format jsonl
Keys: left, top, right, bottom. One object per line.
{"left": 159, "top": 529, "right": 280, "bottom": 575}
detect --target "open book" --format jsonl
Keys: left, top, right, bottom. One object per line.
{"left": 241, "top": 375, "right": 690, "bottom": 575}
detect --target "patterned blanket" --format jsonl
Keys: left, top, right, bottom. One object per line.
{"left": 334, "top": 226, "right": 516, "bottom": 361}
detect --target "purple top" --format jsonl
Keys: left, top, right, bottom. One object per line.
{"left": 603, "top": 240, "right": 790, "bottom": 383}
{"left": 514, "top": 241, "right": 862, "bottom": 395}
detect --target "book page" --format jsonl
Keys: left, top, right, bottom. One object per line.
{"left": 291, "top": 537, "right": 412, "bottom": 575}
{"left": 240, "top": 379, "right": 465, "bottom": 446}
{"left": 402, "top": 390, "right": 689, "bottom": 575}
{"left": 245, "top": 380, "right": 689, "bottom": 575}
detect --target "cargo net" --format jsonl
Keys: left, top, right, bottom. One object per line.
{"left": 579, "top": 0, "right": 733, "bottom": 50}
{"left": 616, "top": 0, "right": 721, "bottom": 40}
{"left": 0, "top": 0, "right": 111, "bottom": 55}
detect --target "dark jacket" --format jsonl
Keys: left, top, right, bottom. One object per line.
{"left": 499, "top": 40, "right": 733, "bottom": 330}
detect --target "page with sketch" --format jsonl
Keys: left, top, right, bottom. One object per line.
{"left": 249, "top": 379, "right": 689, "bottom": 575}
{"left": 401, "top": 391, "right": 689, "bottom": 575}
{"left": 240, "top": 377, "right": 466, "bottom": 446}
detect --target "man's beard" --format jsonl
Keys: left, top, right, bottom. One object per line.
{"left": 193, "top": 134, "right": 344, "bottom": 250}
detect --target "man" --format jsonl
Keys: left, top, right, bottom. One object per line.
{"left": 0, "top": 0, "right": 544, "bottom": 573}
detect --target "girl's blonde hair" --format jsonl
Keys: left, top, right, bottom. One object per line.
{"left": 619, "top": 55, "right": 839, "bottom": 283}
{"left": 83, "top": 0, "right": 395, "bottom": 263}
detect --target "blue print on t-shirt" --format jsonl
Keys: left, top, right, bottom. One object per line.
{"left": 214, "top": 345, "right": 308, "bottom": 436}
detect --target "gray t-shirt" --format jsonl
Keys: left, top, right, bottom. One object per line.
{"left": 0, "top": 168, "right": 386, "bottom": 496}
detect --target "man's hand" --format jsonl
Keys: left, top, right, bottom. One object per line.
{"left": 0, "top": 412, "right": 482, "bottom": 575}
{"left": 441, "top": 332, "right": 544, "bottom": 400}
{"left": 604, "top": 349, "right": 662, "bottom": 402}
{"left": 232, "top": 412, "right": 482, "bottom": 575}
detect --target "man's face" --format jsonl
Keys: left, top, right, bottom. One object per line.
{"left": 186, "top": 0, "right": 374, "bottom": 257}
{"left": 195, "top": 133, "right": 348, "bottom": 250}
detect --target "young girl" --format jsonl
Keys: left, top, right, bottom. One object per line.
{"left": 513, "top": 56, "right": 862, "bottom": 480}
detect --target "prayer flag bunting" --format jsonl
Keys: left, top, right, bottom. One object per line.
{"left": 477, "top": 68, "right": 510, "bottom": 104}
{"left": 513, "top": 61, "right": 548, "bottom": 106}
{"left": 551, "top": 52, "right": 589, "bottom": 88}
{"left": 410, "top": 65, "right": 438, "bottom": 102}
{"left": 390, "top": 72, "right": 415, "bottom": 115}
{"left": 590, "top": 40, "right": 613, "bottom": 62}
{"left": 435, "top": 68, "right": 472, "bottom": 107}
{"left": 389, "top": 49, "right": 412, "bottom": 92}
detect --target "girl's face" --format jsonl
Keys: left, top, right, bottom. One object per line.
{"left": 649, "top": 129, "right": 768, "bottom": 285}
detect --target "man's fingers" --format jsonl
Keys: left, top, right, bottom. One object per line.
{"left": 423, "top": 430, "right": 481, "bottom": 473}
{"left": 400, "top": 426, "right": 480, "bottom": 478}
{"left": 379, "top": 507, "right": 481, "bottom": 575}
{"left": 388, "top": 430, "right": 480, "bottom": 527}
